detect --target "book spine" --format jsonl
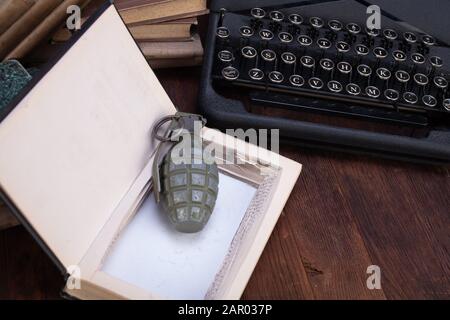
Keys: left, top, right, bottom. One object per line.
{"left": 6, "top": 0, "right": 90, "bottom": 60}
{"left": 0, "top": 0, "right": 62, "bottom": 60}
{"left": 0, "top": 0, "right": 36, "bottom": 35}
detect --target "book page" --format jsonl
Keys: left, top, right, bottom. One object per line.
{"left": 102, "top": 173, "right": 256, "bottom": 300}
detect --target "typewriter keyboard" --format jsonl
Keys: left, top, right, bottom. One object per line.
{"left": 212, "top": 8, "right": 450, "bottom": 126}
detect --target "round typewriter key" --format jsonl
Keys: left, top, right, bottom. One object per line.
{"left": 309, "top": 77, "right": 324, "bottom": 89}
{"left": 328, "top": 19, "right": 343, "bottom": 31}
{"left": 251, "top": 7, "right": 266, "bottom": 19}
{"left": 279, "top": 32, "right": 293, "bottom": 43}
{"left": 373, "top": 47, "right": 388, "bottom": 59}
{"left": 241, "top": 46, "right": 257, "bottom": 59}
{"left": 249, "top": 68, "right": 264, "bottom": 80}
{"left": 218, "top": 50, "right": 233, "bottom": 62}
{"left": 290, "top": 75, "right": 305, "bottom": 87}
{"left": 366, "top": 86, "right": 381, "bottom": 98}
{"left": 289, "top": 14, "right": 303, "bottom": 25}
{"left": 336, "top": 41, "right": 350, "bottom": 53}
{"left": 337, "top": 61, "right": 352, "bottom": 74}
{"left": 328, "top": 80, "right": 343, "bottom": 93}
{"left": 261, "top": 49, "right": 276, "bottom": 61}
{"left": 240, "top": 26, "right": 254, "bottom": 37}
{"left": 403, "top": 92, "right": 418, "bottom": 104}
{"left": 346, "top": 83, "right": 361, "bottom": 95}
{"left": 395, "top": 70, "right": 410, "bottom": 83}
{"left": 300, "top": 55, "right": 315, "bottom": 68}
{"left": 422, "top": 34, "right": 435, "bottom": 46}
{"left": 222, "top": 66, "right": 239, "bottom": 80}
{"left": 403, "top": 31, "right": 417, "bottom": 43}
{"left": 393, "top": 50, "right": 407, "bottom": 62}
{"left": 281, "top": 52, "right": 296, "bottom": 64}
{"left": 414, "top": 73, "right": 429, "bottom": 86}
{"left": 384, "top": 89, "right": 399, "bottom": 101}
{"left": 434, "top": 76, "right": 448, "bottom": 89}
{"left": 346, "top": 22, "right": 361, "bottom": 34}
{"left": 269, "top": 10, "right": 284, "bottom": 22}
{"left": 366, "top": 27, "right": 380, "bottom": 37}
{"left": 383, "top": 28, "right": 398, "bottom": 40}
{"left": 376, "top": 67, "right": 391, "bottom": 80}
{"left": 443, "top": 98, "right": 450, "bottom": 111}
{"left": 310, "top": 17, "right": 324, "bottom": 29}
{"left": 216, "top": 27, "right": 230, "bottom": 38}
{"left": 317, "top": 38, "right": 332, "bottom": 49}
{"left": 259, "top": 29, "right": 274, "bottom": 40}
{"left": 411, "top": 53, "right": 425, "bottom": 64}
{"left": 297, "top": 35, "right": 313, "bottom": 46}
{"left": 357, "top": 64, "right": 372, "bottom": 77}
{"left": 320, "top": 58, "right": 334, "bottom": 71}
{"left": 430, "top": 56, "right": 443, "bottom": 68}
{"left": 423, "top": 95, "right": 437, "bottom": 107}
{"left": 355, "top": 44, "right": 369, "bottom": 56}
{"left": 269, "top": 71, "right": 284, "bottom": 83}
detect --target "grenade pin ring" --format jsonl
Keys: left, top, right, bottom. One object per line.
{"left": 152, "top": 114, "right": 184, "bottom": 142}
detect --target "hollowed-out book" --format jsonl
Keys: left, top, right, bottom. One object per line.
{"left": 0, "top": 2, "right": 301, "bottom": 300}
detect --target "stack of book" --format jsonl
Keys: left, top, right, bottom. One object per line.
{"left": 116, "top": 0, "right": 207, "bottom": 68}
{"left": 0, "top": 0, "right": 91, "bottom": 62}
{"left": 51, "top": 0, "right": 208, "bottom": 68}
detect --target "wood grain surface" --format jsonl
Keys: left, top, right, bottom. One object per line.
{"left": 0, "top": 16, "right": 449, "bottom": 300}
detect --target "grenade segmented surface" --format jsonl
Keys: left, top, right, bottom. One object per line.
{"left": 160, "top": 153, "right": 219, "bottom": 233}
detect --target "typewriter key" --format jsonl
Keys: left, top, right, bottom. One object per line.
{"left": 346, "top": 83, "right": 361, "bottom": 95}
{"left": 422, "top": 34, "right": 435, "bottom": 46}
{"left": 269, "top": 71, "right": 284, "bottom": 83}
{"left": 309, "top": 77, "right": 324, "bottom": 89}
{"left": 414, "top": 73, "right": 429, "bottom": 86}
{"left": 240, "top": 26, "right": 254, "bottom": 37}
{"left": 290, "top": 75, "right": 305, "bottom": 87}
{"left": 376, "top": 67, "right": 391, "bottom": 80}
{"left": 347, "top": 23, "right": 361, "bottom": 34}
{"left": 310, "top": 17, "right": 324, "bottom": 29}
{"left": 259, "top": 29, "right": 274, "bottom": 41}
{"left": 422, "top": 95, "right": 437, "bottom": 107}
{"left": 261, "top": 49, "right": 276, "bottom": 62}
{"left": 269, "top": 11, "right": 284, "bottom": 22}
{"left": 395, "top": 70, "right": 410, "bottom": 83}
{"left": 222, "top": 66, "right": 239, "bottom": 80}
{"left": 336, "top": 41, "right": 350, "bottom": 53}
{"left": 366, "top": 27, "right": 380, "bottom": 37}
{"left": 373, "top": 47, "right": 388, "bottom": 59}
{"left": 249, "top": 68, "right": 264, "bottom": 81}
{"left": 241, "top": 46, "right": 257, "bottom": 59}
{"left": 289, "top": 14, "right": 303, "bottom": 25}
{"left": 383, "top": 28, "right": 398, "bottom": 40}
{"left": 328, "top": 80, "right": 343, "bottom": 93}
{"left": 328, "top": 19, "right": 343, "bottom": 32}
{"left": 384, "top": 89, "right": 399, "bottom": 101}
{"left": 393, "top": 50, "right": 407, "bottom": 62}
{"left": 281, "top": 52, "right": 296, "bottom": 64}
{"left": 403, "top": 92, "right": 418, "bottom": 104}
{"left": 443, "top": 98, "right": 450, "bottom": 111}
{"left": 430, "top": 56, "right": 443, "bottom": 68}
{"left": 216, "top": 27, "right": 230, "bottom": 39}
{"left": 251, "top": 7, "right": 266, "bottom": 19}
{"left": 279, "top": 32, "right": 294, "bottom": 43}
{"left": 412, "top": 53, "right": 425, "bottom": 64}
{"left": 355, "top": 44, "right": 370, "bottom": 56}
{"left": 434, "top": 76, "right": 448, "bottom": 89}
{"left": 336, "top": 61, "right": 352, "bottom": 82}
{"left": 317, "top": 38, "right": 332, "bottom": 49}
{"left": 366, "top": 86, "right": 381, "bottom": 98}
{"left": 356, "top": 64, "right": 372, "bottom": 85}
{"left": 298, "top": 35, "right": 313, "bottom": 46}
{"left": 403, "top": 32, "right": 417, "bottom": 43}
{"left": 318, "top": 58, "right": 334, "bottom": 81}
{"left": 218, "top": 50, "right": 233, "bottom": 62}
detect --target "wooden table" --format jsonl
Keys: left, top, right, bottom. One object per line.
{"left": 0, "top": 65, "right": 448, "bottom": 299}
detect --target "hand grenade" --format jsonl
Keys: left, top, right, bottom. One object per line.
{"left": 152, "top": 113, "right": 219, "bottom": 233}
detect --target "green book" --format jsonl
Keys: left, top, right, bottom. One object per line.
{"left": 0, "top": 60, "right": 32, "bottom": 111}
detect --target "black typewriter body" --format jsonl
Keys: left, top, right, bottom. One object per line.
{"left": 198, "top": 0, "right": 450, "bottom": 164}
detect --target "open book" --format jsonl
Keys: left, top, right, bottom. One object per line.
{"left": 0, "top": 3, "right": 301, "bottom": 299}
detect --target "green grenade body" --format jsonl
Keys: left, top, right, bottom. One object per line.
{"left": 159, "top": 143, "right": 219, "bottom": 233}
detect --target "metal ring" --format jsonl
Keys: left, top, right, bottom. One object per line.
{"left": 152, "top": 115, "right": 182, "bottom": 142}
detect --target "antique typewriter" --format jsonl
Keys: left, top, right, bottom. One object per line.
{"left": 199, "top": 0, "right": 450, "bottom": 164}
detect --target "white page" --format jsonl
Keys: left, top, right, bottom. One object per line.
{"left": 102, "top": 173, "right": 257, "bottom": 299}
